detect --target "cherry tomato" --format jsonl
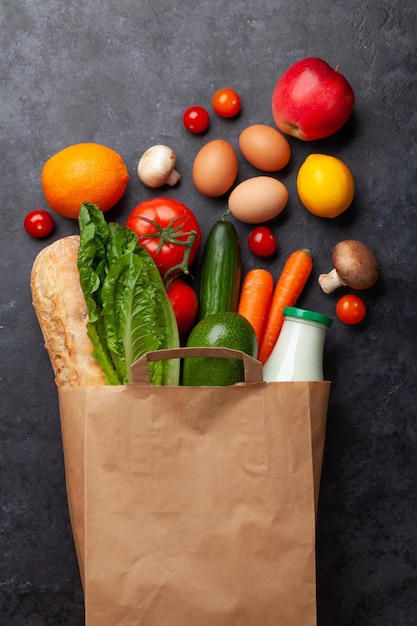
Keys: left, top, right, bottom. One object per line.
{"left": 167, "top": 278, "right": 199, "bottom": 337}
{"left": 182, "top": 106, "right": 210, "bottom": 134}
{"left": 336, "top": 294, "right": 367, "bottom": 325}
{"left": 126, "top": 198, "right": 201, "bottom": 280}
{"left": 24, "top": 210, "right": 55, "bottom": 238}
{"left": 248, "top": 226, "right": 277, "bottom": 257}
{"left": 212, "top": 88, "right": 241, "bottom": 118}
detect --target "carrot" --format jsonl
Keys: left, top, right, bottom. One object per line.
{"left": 257, "top": 248, "right": 313, "bottom": 364}
{"left": 238, "top": 269, "right": 274, "bottom": 352}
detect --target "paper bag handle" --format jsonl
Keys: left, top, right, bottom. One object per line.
{"left": 131, "top": 347, "right": 264, "bottom": 385}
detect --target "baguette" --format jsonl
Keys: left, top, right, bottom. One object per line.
{"left": 31, "top": 235, "right": 105, "bottom": 388}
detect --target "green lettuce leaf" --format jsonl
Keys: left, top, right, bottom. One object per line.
{"left": 77, "top": 202, "right": 180, "bottom": 385}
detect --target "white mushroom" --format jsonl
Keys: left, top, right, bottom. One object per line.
{"left": 318, "top": 240, "right": 379, "bottom": 293}
{"left": 137, "top": 145, "right": 181, "bottom": 188}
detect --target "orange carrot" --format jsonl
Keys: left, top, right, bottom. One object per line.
{"left": 238, "top": 269, "right": 274, "bottom": 352}
{"left": 257, "top": 248, "right": 313, "bottom": 364}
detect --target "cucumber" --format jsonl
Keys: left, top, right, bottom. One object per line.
{"left": 198, "top": 218, "right": 241, "bottom": 320}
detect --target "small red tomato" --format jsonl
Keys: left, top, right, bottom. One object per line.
{"left": 248, "top": 226, "right": 277, "bottom": 257}
{"left": 336, "top": 294, "right": 367, "bottom": 325}
{"left": 167, "top": 278, "right": 199, "bottom": 337}
{"left": 182, "top": 106, "right": 210, "bottom": 134}
{"left": 24, "top": 210, "right": 55, "bottom": 238}
{"left": 212, "top": 88, "right": 241, "bottom": 118}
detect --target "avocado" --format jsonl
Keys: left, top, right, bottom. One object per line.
{"left": 182, "top": 312, "right": 258, "bottom": 386}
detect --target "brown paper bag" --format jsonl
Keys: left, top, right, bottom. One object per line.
{"left": 58, "top": 347, "right": 330, "bottom": 626}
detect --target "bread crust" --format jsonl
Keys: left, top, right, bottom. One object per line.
{"left": 31, "top": 235, "right": 105, "bottom": 387}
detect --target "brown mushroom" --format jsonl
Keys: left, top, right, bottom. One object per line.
{"left": 318, "top": 240, "right": 379, "bottom": 294}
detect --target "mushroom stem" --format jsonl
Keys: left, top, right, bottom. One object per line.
{"left": 165, "top": 168, "right": 181, "bottom": 186}
{"left": 318, "top": 268, "right": 347, "bottom": 294}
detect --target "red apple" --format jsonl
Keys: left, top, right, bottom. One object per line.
{"left": 271, "top": 57, "right": 355, "bottom": 141}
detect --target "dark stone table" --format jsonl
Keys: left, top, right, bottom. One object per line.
{"left": 1, "top": 1, "right": 416, "bottom": 624}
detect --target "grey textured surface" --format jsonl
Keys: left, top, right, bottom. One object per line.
{"left": 1, "top": 0, "right": 416, "bottom": 624}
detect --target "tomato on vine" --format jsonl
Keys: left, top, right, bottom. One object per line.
{"left": 167, "top": 278, "right": 199, "bottom": 337}
{"left": 212, "top": 88, "right": 241, "bottom": 118}
{"left": 182, "top": 106, "right": 210, "bottom": 134}
{"left": 248, "top": 226, "right": 277, "bottom": 257}
{"left": 126, "top": 198, "right": 202, "bottom": 284}
{"left": 24, "top": 210, "right": 55, "bottom": 238}
{"left": 336, "top": 294, "right": 367, "bottom": 325}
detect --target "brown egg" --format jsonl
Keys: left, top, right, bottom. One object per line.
{"left": 239, "top": 124, "right": 291, "bottom": 171}
{"left": 192, "top": 139, "right": 238, "bottom": 197}
{"left": 228, "top": 176, "right": 288, "bottom": 224}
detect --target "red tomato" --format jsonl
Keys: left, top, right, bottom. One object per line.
{"left": 24, "top": 210, "right": 55, "bottom": 238}
{"left": 182, "top": 106, "right": 210, "bottom": 134}
{"left": 248, "top": 226, "right": 277, "bottom": 257}
{"left": 212, "top": 88, "right": 241, "bottom": 118}
{"left": 167, "top": 278, "right": 199, "bottom": 337}
{"left": 336, "top": 294, "right": 367, "bottom": 325}
{"left": 126, "top": 198, "right": 201, "bottom": 280}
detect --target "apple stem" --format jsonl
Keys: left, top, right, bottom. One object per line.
{"left": 335, "top": 65, "right": 341, "bottom": 72}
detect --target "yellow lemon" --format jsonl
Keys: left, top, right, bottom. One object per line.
{"left": 296, "top": 154, "right": 355, "bottom": 218}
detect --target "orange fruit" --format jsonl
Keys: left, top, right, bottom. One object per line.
{"left": 41, "top": 142, "right": 130, "bottom": 219}
{"left": 296, "top": 153, "right": 355, "bottom": 218}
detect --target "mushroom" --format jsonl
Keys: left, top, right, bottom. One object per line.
{"left": 137, "top": 145, "right": 181, "bottom": 188}
{"left": 318, "top": 240, "right": 379, "bottom": 293}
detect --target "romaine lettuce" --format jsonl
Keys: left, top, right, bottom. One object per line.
{"left": 77, "top": 202, "right": 180, "bottom": 385}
